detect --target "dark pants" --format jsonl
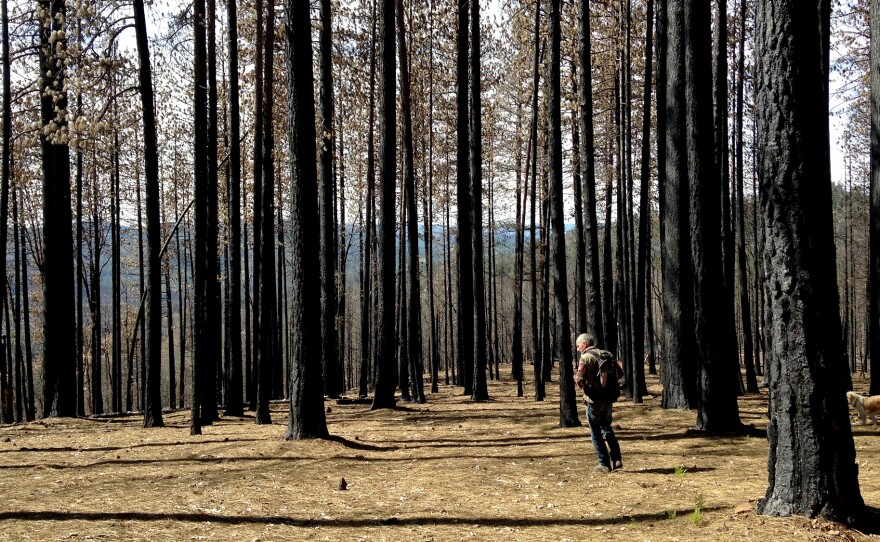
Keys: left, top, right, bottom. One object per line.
{"left": 586, "top": 401, "right": 621, "bottom": 467}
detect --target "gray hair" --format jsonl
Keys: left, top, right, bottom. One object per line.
{"left": 575, "top": 333, "right": 595, "bottom": 347}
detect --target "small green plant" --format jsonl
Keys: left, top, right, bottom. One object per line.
{"left": 667, "top": 509, "right": 677, "bottom": 519}
{"left": 674, "top": 466, "right": 688, "bottom": 478}
{"left": 689, "top": 494, "right": 704, "bottom": 525}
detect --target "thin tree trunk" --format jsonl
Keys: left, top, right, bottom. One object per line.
{"left": 256, "top": 0, "right": 277, "bottom": 423}
{"left": 549, "top": 0, "right": 579, "bottom": 426}
{"left": 397, "top": 187, "right": 409, "bottom": 400}
{"left": 252, "top": 0, "right": 264, "bottom": 409}
{"left": 165, "top": 252, "right": 176, "bottom": 409}
{"left": 540, "top": 166, "right": 552, "bottom": 385}
{"left": 0, "top": 0, "right": 10, "bottom": 421}
{"left": 530, "top": 1, "right": 543, "bottom": 401}
{"left": 735, "top": 0, "right": 757, "bottom": 393}
{"left": 225, "top": 0, "right": 244, "bottom": 416}
{"left": 425, "top": 4, "right": 439, "bottom": 394}
{"left": 359, "top": 0, "right": 377, "bottom": 399}
{"left": 337, "top": 112, "right": 348, "bottom": 394}
{"left": 243, "top": 223, "right": 252, "bottom": 408}
{"left": 177, "top": 195, "right": 187, "bottom": 409}
{"left": 12, "top": 189, "right": 22, "bottom": 421}
{"left": 578, "top": 0, "right": 603, "bottom": 345}
{"left": 603, "top": 154, "right": 617, "bottom": 355}
{"left": 512, "top": 97, "right": 525, "bottom": 397}
{"left": 572, "top": 68, "right": 586, "bottom": 335}
{"left": 136, "top": 165, "right": 146, "bottom": 412}
{"left": 656, "top": 0, "right": 667, "bottom": 372}
{"left": 202, "top": 0, "right": 221, "bottom": 424}
{"left": 318, "top": 0, "right": 340, "bottom": 399}
{"left": 634, "top": 0, "right": 654, "bottom": 405}
{"left": 72, "top": 22, "right": 84, "bottom": 417}
{"left": 89, "top": 183, "right": 103, "bottom": 415}
{"left": 191, "top": 0, "right": 208, "bottom": 435}
{"left": 113, "top": 131, "right": 123, "bottom": 414}
{"left": 397, "top": 0, "right": 424, "bottom": 403}
{"left": 21, "top": 207, "right": 33, "bottom": 420}
{"left": 445, "top": 167, "right": 455, "bottom": 386}
{"left": 371, "top": 0, "right": 398, "bottom": 410}
{"left": 133, "top": 0, "right": 164, "bottom": 426}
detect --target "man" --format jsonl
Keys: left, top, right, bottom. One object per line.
{"left": 575, "top": 332, "right": 622, "bottom": 472}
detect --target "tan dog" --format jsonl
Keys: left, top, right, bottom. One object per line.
{"left": 846, "top": 391, "right": 880, "bottom": 425}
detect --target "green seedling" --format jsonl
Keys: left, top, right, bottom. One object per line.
{"left": 689, "top": 494, "right": 704, "bottom": 525}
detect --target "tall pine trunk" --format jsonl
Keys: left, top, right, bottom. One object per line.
{"left": 578, "top": 0, "right": 603, "bottom": 344}
{"left": 549, "top": 0, "right": 578, "bottom": 426}
{"left": 12, "top": 189, "right": 22, "bottom": 420}
{"left": 470, "top": 0, "right": 487, "bottom": 401}
{"left": 284, "top": 0, "right": 329, "bottom": 439}
{"left": 21, "top": 210, "right": 34, "bottom": 420}
{"left": 89, "top": 181, "right": 103, "bottom": 415}
{"left": 735, "top": 0, "right": 757, "bottom": 393}
{"left": 319, "top": 0, "right": 340, "bottom": 399}
{"left": 425, "top": 7, "right": 439, "bottom": 394}
{"left": 687, "top": 0, "right": 741, "bottom": 432}
{"left": 251, "top": 0, "right": 264, "bottom": 409}
{"left": 756, "top": 0, "right": 865, "bottom": 524}
{"left": 224, "top": 0, "right": 243, "bottom": 416}
{"left": 870, "top": 0, "right": 880, "bottom": 395}
{"left": 202, "top": 0, "right": 221, "bottom": 423}
{"left": 660, "top": 0, "right": 697, "bottom": 409}
{"left": 359, "top": 0, "right": 377, "bottom": 399}
{"left": 512, "top": 98, "right": 525, "bottom": 397}
{"left": 134, "top": 0, "right": 164, "bottom": 427}
{"left": 530, "top": 0, "right": 543, "bottom": 401}
{"left": 256, "top": 0, "right": 277, "bottom": 423}
{"left": 38, "top": 0, "right": 76, "bottom": 417}
{"left": 0, "top": 0, "right": 10, "bottom": 422}
{"left": 191, "top": 0, "right": 208, "bottom": 435}
{"left": 455, "top": 0, "right": 474, "bottom": 396}
{"left": 371, "top": 0, "right": 398, "bottom": 410}
{"left": 571, "top": 68, "right": 586, "bottom": 335}
{"left": 634, "top": 0, "right": 654, "bottom": 406}
{"left": 397, "top": 0, "right": 424, "bottom": 403}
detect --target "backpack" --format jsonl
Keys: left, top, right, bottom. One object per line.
{"left": 583, "top": 348, "right": 624, "bottom": 404}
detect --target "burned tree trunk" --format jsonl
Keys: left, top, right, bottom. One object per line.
{"left": 133, "top": 0, "right": 164, "bottom": 427}
{"left": 371, "top": 0, "right": 398, "bottom": 410}
{"left": 38, "top": 0, "right": 76, "bottom": 418}
{"left": 548, "top": 0, "right": 579, "bottom": 427}
{"left": 756, "top": 0, "right": 865, "bottom": 524}
{"left": 283, "top": 0, "right": 329, "bottom": 439}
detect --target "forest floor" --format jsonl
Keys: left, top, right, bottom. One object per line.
{"left": 0, "top": 371, "right": 879, "bottom": 541}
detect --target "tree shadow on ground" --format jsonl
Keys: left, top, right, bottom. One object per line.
{"left": 632, "top": 466, "right": 716, "bottom": 475}
{"left": 0, "top": 507, "right": 725, "bottom": 528}
{"left": 0, "top": 438, "right": 261, "bottom": 454}
{"left": 324, "top": 434, "right": 397, "bottom": 451}
{"left": 363, "top": 433, "right": 575, "bottom": 447}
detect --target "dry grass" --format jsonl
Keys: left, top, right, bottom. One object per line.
{"left": 0, "top": 372, "right": 877, "bottom": 541}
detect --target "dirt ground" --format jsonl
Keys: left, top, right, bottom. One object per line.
{"left": 0, "top": 371, "right": 878, "bottom": 541}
